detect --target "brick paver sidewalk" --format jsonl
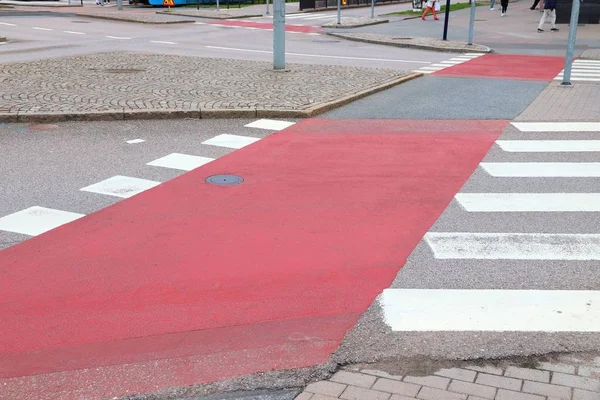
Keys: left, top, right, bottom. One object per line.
{"left": 0, "top": 53, "right": 417, "bottom": 122}
{"left": 296, "top": 352, "right": 600, "bottom": 400}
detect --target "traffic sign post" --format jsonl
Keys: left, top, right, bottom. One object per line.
{"left": 562, "top": 0, "right": 581, "bottom": 85}
{"left": 163, "top": 0, "right": 175, "bottom": 10}
{"left": 273, "top": 0, "right": 285, "bottom": 69}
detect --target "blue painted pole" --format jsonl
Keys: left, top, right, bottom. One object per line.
{"left": 273, "top": 0, "right": 285, "bottom": 69}
{"left": 561, "top": 0, "right": 580, "bottom": 85}
{"left": 467, "top": 0, "right": 476, "bottom": 44}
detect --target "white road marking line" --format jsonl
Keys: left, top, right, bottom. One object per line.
{"left": 558, "top": 72, "right": 600, "bottom": 76}
{"left": 380, "top": 289, "right": 600, "bottom": 332}
{"left": 205, "top": 45, "right": 431, "bottom": 64}
{"left": 455, "top": 193, "right": 600, "bottom": 212}
{"left": 0, "top": 22, "right": 16, "bottom": 26}
{"left": 496, "top": 140, "right": 600, "bottom": 152}
{"left": 511, "top": 122, "right": 600, "bottom": 132}
{"left": 0, "top": 206, "right": 84, "bottom": 236}
{"left": 106, "top": 36, "right": 131, "bottom": 40}
{"left": 33, "top": 27, "right": 53, "bottom": 31}
{"left": 419, "top": 66, "right": 446, "bottom": 70}
{"left": 194, "top": 21, "right": 206, "bottom": 24}
{"left": 424, "top": 232, "right": 600, "bottom": 260}
{"left": 125, "top": 138, "right": 145, "bottom": 144}
{"left": 147, "top": 153, "right": 214, "bottom": 171}
{"left": 304, "top": 15, "right": 335, "bottom": 19}
{"left": 149, "top": 40, "right": 177, "bottom": 45}
{"left": 63, "top": 31, "right": 86, "bottom": 35}
{"left": 564, "top": 65, "right": 600, "bottom": 69}
{"left": 464, "top": 52, "right": 485, "bottom": 56}
{"left": 428, "top": 63, "right": 452, "bottom": 68}
{"left": 202, "top": 134, "right": 260, "bottom": 149}
{"left": 556, "top": 77, "right": 600, "bottom": 82}
{"left": 245, "top": 119, "right": 295, "bottom": 131}
{"left": 439, "top": 60, "right": 465, "bottom": 64}
{"left": 80, "top": 175, "right": 160, "bottom": 198}
{"left": 574, "top": 59, "right": 600, "bottom": 64}
{"left": 480, "top": 162, "right": 600, "bottom": 177}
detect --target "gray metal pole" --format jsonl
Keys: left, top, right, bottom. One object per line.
{"left": 371, "top": 0, "right": 375, "bottom": 18}
{"left": 337, "top": 0, "right": 341, "bottom": 23}
{"left": 266, "top": 0, "right": 270, "bottom": 15}
{"left": 561, "top": 0, "right": 580, "bottom": 85}
{"left": 467, "top": 0, "right": 476, "bottom": 45}
{"left": 273, "top": 0, "right": 285, "bottom": 69}
{"left": 217, "top": 0, "right": 220, "bottom": 11}
{"left": 117, "top": 0, "right": 123, "bottom": 10}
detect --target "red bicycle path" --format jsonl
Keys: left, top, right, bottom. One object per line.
{"left": 0, "top": 54, "right": 569, "bottom": 399}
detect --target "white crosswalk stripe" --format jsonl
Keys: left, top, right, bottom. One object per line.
{"left": 413, "top": 53, "right": 485, "bottom": 74}
{"left": 554, "top": 59, "right": 600, "bottom": 81}
{"left": 381, "top": 121, "right": 600, "bottom": 333}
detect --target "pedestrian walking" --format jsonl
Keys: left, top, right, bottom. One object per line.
{"left": 500, "top": 0, "right": 508, "bottom": 16}
{"left": 490, "top": 0, "right": 495, "bottom": 11}
{"left": 421, "top": 0, "right": 439, "bottom": 20}
{"left": 538, "top": 0, "right": 559, "bottom": 31}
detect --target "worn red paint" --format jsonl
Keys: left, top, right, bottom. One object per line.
{"left": 434, "top": 54, "right": 567, "bottom": 81}
{"left": 0, "top": 119, "right": 506, "bottom": 399}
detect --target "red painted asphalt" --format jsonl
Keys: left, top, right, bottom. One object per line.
{"left": 0, "top": 119, "right": 506, "bottom": 399}
{"left": 209, "top": 19, "right": 323, "bottom": 33}
{"left": 434, "top": 54, "right": 567, "bottom": 81}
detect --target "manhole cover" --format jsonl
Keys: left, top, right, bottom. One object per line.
{"left": 206, "top": 174, "right": 244, "bottom": 186}
{"left": 28, "top": 124, "right": 59, "bottom": 131}
{"left": 71, "top": 20, "right": 91, "bottom": 23}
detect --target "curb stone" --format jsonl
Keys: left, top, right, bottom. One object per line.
{"left": 156, "top": 10, "right": 262, "bottom": 19}
{"left": 326, "top": 32, "right": 492, "bottom": 53}
{"left": 0, "top": 73, "right": 422, "bottom": 123}
{"left": 73, "top": 13, "right": 195, "bottom": 24}
{"left": 323, "top": 18, "right": 389, "bottom": 28}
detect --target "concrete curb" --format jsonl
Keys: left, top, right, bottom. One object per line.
{"left": 74, "top": 13, "right": 195, "bottom": 24}
{"left": 0, "top": 72, "right": 422, "bottom": 123}
{"left": 326, "top": 32, "right": 492, "bottom": 53}
{"left": 298, "top": 0, "right": 410, "bottom": 13}
{"left": 156, "top": 10, "right": 262, "bottom": 19}
{"left": 322, "top": 18, "right": 389, "bottom": 28}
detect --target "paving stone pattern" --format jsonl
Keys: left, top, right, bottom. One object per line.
{"left": 296, "top": 353, "right": 600, "bottom": 400}
{"left": 0, "top": 52, "right": 414, "bottom": 120}
{"left": 74, "top": 10, "right": 196, "bottom": 24}
{"left": 515, "top": 81, "right": 600, "bottom": 122}
{"left": 325, "top": 32, "right": 491, "bottom": 53}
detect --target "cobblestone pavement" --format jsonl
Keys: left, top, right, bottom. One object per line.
{"left": 515, "top": 81, "right": 600, "bottom": 122}
{"left": 0, "top": 52, "right": 417, "bottom": 121}
{"left": 73, "top": 10, "right": 197, "bottom": 23}
{"left": 325, "top": 33, "right": 491, "bottom": 53}
{"left": 295, "top": 352, "right": 600, "bottom": 400}
{"left": 155, "top": 9, "right": 262, "bottom": 19}
{"left": 322, "top": 17, "right": 389, "bottom": 28}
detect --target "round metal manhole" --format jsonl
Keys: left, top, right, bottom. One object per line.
{"left": 206, "top": 174, "right": 244, "bottom": 186}
{"left": 28, "top": 124, "right": 59, "bottom": 131}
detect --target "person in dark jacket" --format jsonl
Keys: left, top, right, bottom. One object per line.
{"left": 500, "top": 0, "right": 509, "bottom": 16}
{"left": 538, "top": 0, "right": 559, "bottom": 31}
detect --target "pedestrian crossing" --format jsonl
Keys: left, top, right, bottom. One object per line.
{"left": 252, "top": 12, "right": 338, "bottom": 24}
{"left": 380, "top": 121, "right": 600, "bottom": 332}
{"left": 0, "top": 119, "right": 295, "bottom": 240}
{"left": 555, "top": 59, "right": 600, "bottom": 82}
{"left": 413, "top": 53, "right": 486, "bottom": 74}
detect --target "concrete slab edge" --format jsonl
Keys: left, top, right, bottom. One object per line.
{"left": 322, "top": 18, "right": 389, "bottom": 28}
{"left": 0, "top": 73, "right": 420, "bottom": 123}
{"left": 326, "top": 32, "right": 492, "bottom": 53}
{"left": 155, "top": 11, "right": 263, "bottom": 19}
{"left": 73, "top": 13, "right": 195, "bottom": 24}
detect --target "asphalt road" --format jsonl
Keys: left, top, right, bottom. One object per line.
{"left": 0, "top": 9, "right": 448, "bottom": 68}
{"left": 0, "top": 118, "right": 283, "bottom": 250}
